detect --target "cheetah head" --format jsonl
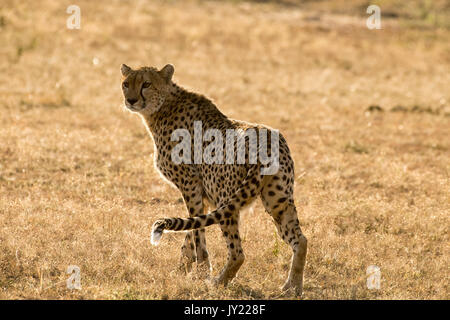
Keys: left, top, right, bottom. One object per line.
{"left": 120, "top": 64, "right": 174, "bottom": 115}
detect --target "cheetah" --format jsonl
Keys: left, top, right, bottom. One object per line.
{"left": 120, "top": 63, "right": 307, "bottom": 295}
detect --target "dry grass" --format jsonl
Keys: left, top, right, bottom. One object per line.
{"left": 0, "top": 0, "right": 449, "bottom": 299}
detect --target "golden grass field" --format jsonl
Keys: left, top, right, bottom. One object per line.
{"left": 0, "top": 0, "right": 449, "bottom": 299}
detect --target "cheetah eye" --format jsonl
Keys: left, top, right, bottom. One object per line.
{"left": 142, "top": 81, "right": 151, "bottom": 89}
{"left": 123, "top": 82, "right": 129, "bottom": 89}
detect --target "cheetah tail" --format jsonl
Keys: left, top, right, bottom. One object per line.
{"left": 150, "top": 164, "right": 264, "bottom": 245}
{"left": 150, "top": 211, "right": 221, "bottom": 246}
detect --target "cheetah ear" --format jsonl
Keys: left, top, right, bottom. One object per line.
{"left": 159, "top": 64, "right": 174, "bottom": 83}
{"left": 121, "top": 64, "right": 132, "bottom": 77}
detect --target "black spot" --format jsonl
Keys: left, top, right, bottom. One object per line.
{"left": 278, "top": 197, "right": 287, "bottom": 203}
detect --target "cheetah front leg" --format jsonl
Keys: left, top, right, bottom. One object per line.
{"left": 179, "top": 231, "right": 196, "bottom": 274}
{"left": 179, "top": 184, "right": 211, "bottom": 277}
{"left": 213, "top": 214, "right": 245, "bottom": 286}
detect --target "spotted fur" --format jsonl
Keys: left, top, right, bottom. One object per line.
{"left": 120, "top": 64, "right": 307, "bottom": 295}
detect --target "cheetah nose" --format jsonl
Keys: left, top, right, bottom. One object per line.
{"left": 127, "top": 98, "right": 138, "bottom": 105}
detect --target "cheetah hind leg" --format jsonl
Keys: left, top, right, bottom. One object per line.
{"left": 261, "top": 193, "right": 307, "bottom": 296}
{"left": 278, "top": 204, "right": 307, "bottom": 296}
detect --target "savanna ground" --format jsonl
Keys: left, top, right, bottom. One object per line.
{"left": 0, "top": 0, "right": 449, "bottom": 299}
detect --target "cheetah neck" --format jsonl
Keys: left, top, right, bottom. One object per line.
{"left": 139, "top": 83, "right": 201, "bottom": 136}
{"left": 139, "top": 83, "right": 226, "bottom": 146}
{"left": 139, "top": 83, "right": 182, "bottom": 128}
